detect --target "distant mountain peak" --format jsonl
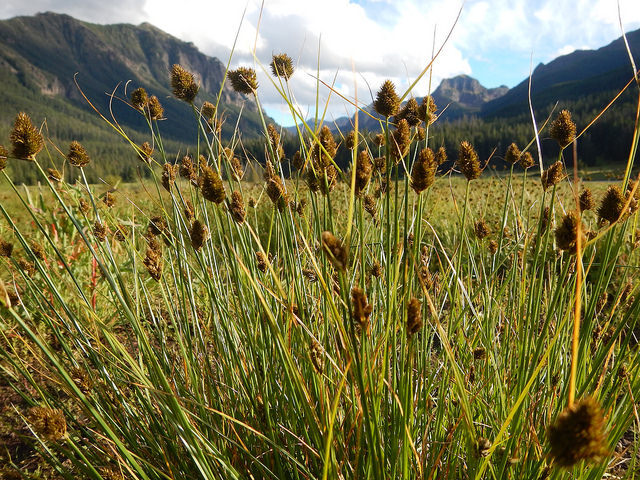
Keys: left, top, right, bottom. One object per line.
{"left": 430, "top": 75, "right": 508, "bottom": 119}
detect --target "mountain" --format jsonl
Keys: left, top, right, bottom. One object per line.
{"left": 481, "top": 29, "right": 640, "bottom": 118}
{"left": 0, "top": 12, "right": 267, "bottom": 184}
{"left": 431, "top": 75, "right": 508, "bottom": 120}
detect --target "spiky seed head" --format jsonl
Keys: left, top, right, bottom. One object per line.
{"left": 418, "top": 95, "right": 438, "bottom": 124}
{"left": 457, "top": 141, "right": 481, "bottom": 181}
{"left": 411, "top": 147, "right": 437, "bottom": 194}
{"left": 541, "top": 161, "right": 564, "bottom": 190}
{"left": 147, "top": 215, "right": 167, "bottom": 238}
{"left": 406, "top": 297, "right": 423, "bottom": 337}
{"left": 201, "top": 101, "right": 216, "bottom": 119}
{"left": 310, "top": 340, "right": 324, "bottom": 374}
{"left": 626, "top": 180, "right": 640, "bottom": 214}
{"left": 488, "top": 239, "right": 498, "bottom": 255}
{"left": 547, "top": 397, "right": 607, "bottom": 467}
{"left": 391, "top": 119, "right": 411, "bottom": 162}
{"left": 373, "top": 133, "right": 386, "bottom": 147}
{"left": 416, "top": 127, "right": 426, "bottom": 141}
{"left": 374, "top": 80, "right": 400, "bottom": 117}
{"left": 190, "top": 219, "right": 209, "bottom": 251}
{"left": 138, "top": 142, "right": 153, "bottom": 164}
{"left": 230, "top": 156, "right": 243, "bottom": 181}
{"left": 270, "top": 53, "right": 294, "bottom": 79}
{"left": 179, "top": 155, "right": 195, "bottom": 179}
{"left": 519, "top": 151, "right": 535, "bottom": 169}
{"left": 130, "top": 87, "right": 148, "bottom": 110}
{"left": 200, "top": 166, "right": 226, "bottom": 204}
{"left": 321, "top": 231, "right": 347, "bottom": 271}
{"left": 355, "top": 150, "right": 373, "bottom": 196}
{"left": 313, "top": 126, "right": 338, "bottom": 166}
{"left": 579, "top": 188, "right": 595, "bottom": 212}
{"left": 170, "top": 64, "right": 199, "bottom": 103}
{"left": 67, "top": 141, "right": 90, "bottom": 167}
{"left": 351, "top": 287, "right": 373, "bottom": 332}
{"left": 10, "top": 112, "right": 43, "bottom": 160}
{"left": 477, "top": 437, "right": 492, "bottom": 457}
{"left": 255, "top": 251, "right": 268, "bottom": 273}
{"left": 371, "top": 260, "right": 383, "bottom": 278}
{"left": 147, "top": 96, "right": 164, "bottom": 120}
{"left": 397, "top": 98, "right": 421, "bottom": 127}
{"left": 345, "top": 131, "right": 357, "bottom": 150}
{"left": 505, "top": 143, "right": 521, "bottom": 164}
{"left": 228, "top": 67, "right": 258, "bottom": 94}
{"left": 47, "top": 168, "right": 62, "bottom": 183}
{"left": 114, "top": 224, "right": 127, "bottom": 242}
{"left": 267, "top": 124, "right": 284, "bottom": 162}
{"left": 265, "top": 174, "right": 288, "bottom": 211}
{"left": 550, "top": 109, "right": 577, "bottom": 148}
{"left": 473, "top": 347, "right": 487, "bottom": 360}
{"left": 0, "top": 145, "right": 7, "bottom": 170}
{"left": 597, "top": 185, "right": 625, "bottom": 224}
{"left": 555, "top": 211, "right": 585, "bottom": 253}
{"left": 229, "top": 190, "right": 246, "bottom": 224}
{"left": 292, "top": 150, "right": 304, "bottom": 170}
{"left": 27, "top": 407, "right": 67, "bottom": 441}
{"left": 93, "top": 221, "right": 107, "bottom": 242}
{"left": 435, "top": 146, "right": 447, "bottom": 165}
{"left": 474, "top": 219, "right": 491, "bottom": 239}
{"left": 0, "top": 239, "right": 14, "bottom": 258}
{"left": 363, "top": 194, "right": 377, "bottom": 220}
{"left": 161, "top": 163, "right": 176, "bottom": 192}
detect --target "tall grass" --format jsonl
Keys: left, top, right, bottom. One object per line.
{"left": 1, "top": 31, "right": 640, "bottom": 480}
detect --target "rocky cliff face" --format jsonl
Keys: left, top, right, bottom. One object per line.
{"left": 432, "top": 75, "right": 508, "bottom": 110}
{"left": 0, "top": 12, "right": 247, "bottom": 108}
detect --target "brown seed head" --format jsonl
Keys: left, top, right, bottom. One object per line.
{"left": 474, "top": 219, "right": 491, "bottom": 240}
{"left": 229, "top": 190, "right": 246, "bottom": 224}
{"left": 406, "top": 297, "right": 423, "bottom": 337}
{"left": 10, "top": 112, "right": 43, "bottom": 160}
{"left": 457, "top": 141, "right": 481, "bottom": 181}
{"left": 147, "top": 215, "right": 168, "bottom": 238}
{"left": 351, "top": 287, "right": 373, "bottom": 332}
{"left": 29, "top": 241, "right": 46, "bottom": 261}
{"left": 130, "top": 87, "right": 148, "bottom": 111}
{"left": 355, "top": 150, "right": 373, "bottom": 196}
{"left": 310, "top": 340, "right": 324, "bottom": 374}
{"left": 47, "top": 168, "right": 62, "bottom": 183}
{"left": 313, "top": 126, "right": 338, "bottom": 167}
{"left": 190, "top": 219, "right": 210, "bottom": 251}
{"left": 147, "top": 95, "right": 164, "bottom": 120}
{"left": 27, "top": 407, "right": 67, "bottom": 441}
{"left": 435, "top": 146, "right": 447, "bottom": 165}
{"left": 373, "top": 133, "right": 386, "bottom": 147}
{"left": 321, "top": 231, "right": 347, "bottom": 271}
{"left": 179, "top": 155, "right": 196, "bottom": 180}
{"left": 579, "top": 188, "right": 595, "bottom": 212}
{"left": 363, "top": 194, "right": 377, "bottom": 220}
{"left": 255, "top": 251, "right": 268, "bottom": 273}
{"left": 550, "top": 109, "right": 576, "bottom": 148}
{"left": 541, "top": 161, "right": 564, "bottom": 190}
{"left": 397, "top": 97, "right": 421, "bottom": 127}
{"left": 488, "top": 239, "right": 498, "bottom": 255}
{"left": 267, "top": 124, "right": 284, "bottom": 162}
{"left": 390, "top": 119, "right": 411, "bottom": 162}
{"left": 265, "top": 172, "right": 288, "bottom": 210}
{"left": 270, "top": 53, "right": 294, "bottom": 79}
{"left": 68, "top": 140, "right": 90, "bottom": 167}
{"left": 292, "top": 150, "right": 304, "bottom": 170}
{"left": 138, "top": 142, "right": 153, "bottom": 164}
{"left": 170, "top": 64, "right": 199, "bottom": 103}
{"left": 93, "top": 221, "right": 108, "bottom": 242}
{"left": 200, "top": 166, "right": 226, "bottom": 204}
{"left": 505, "top": 143, "right": 521, "bottom": 165}
{"left": 555, "top": 211, "right": 585, "bottom": 253}
{"left": 345, "top": 131, "right": 357, "bottom": 150}
{"left": 0, "top": 239, "right": 14, "bottom": 258}
{"left": 161, "top": 163, "right": 176, "bottom": 192}
{"left": 201, "top": 101, "right": 216, "bottom": 119}
{"left": 411, "top": 147, "right": 437, "bottom": 194}
{"left": 519, "top": 151, "right": 535, "bottom": 169}
{"left": 418, "top": 96, "right": 438, "bottom": 124}
{"left": 547, "top": 397, "right": 607, "bottom": 467}
{"left": 597, "top": 185, "right": 625, "bottom": 224}
{"left": 228, "top": 67, "right": 258, "bottom": 94}
{"left": 374, "top": 80, "right": 400, "bottom": 117}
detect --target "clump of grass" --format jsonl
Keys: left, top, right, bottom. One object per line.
{"left": 0, "top": 24, "right": 639, "bottom": 480}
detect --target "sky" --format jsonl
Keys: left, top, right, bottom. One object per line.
{"left": 2, "top": 0, "right": 640, "bottom": 126}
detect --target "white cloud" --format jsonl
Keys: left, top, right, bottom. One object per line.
{"left": 2, "top": 0, "right": 639, "bottom": 126}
